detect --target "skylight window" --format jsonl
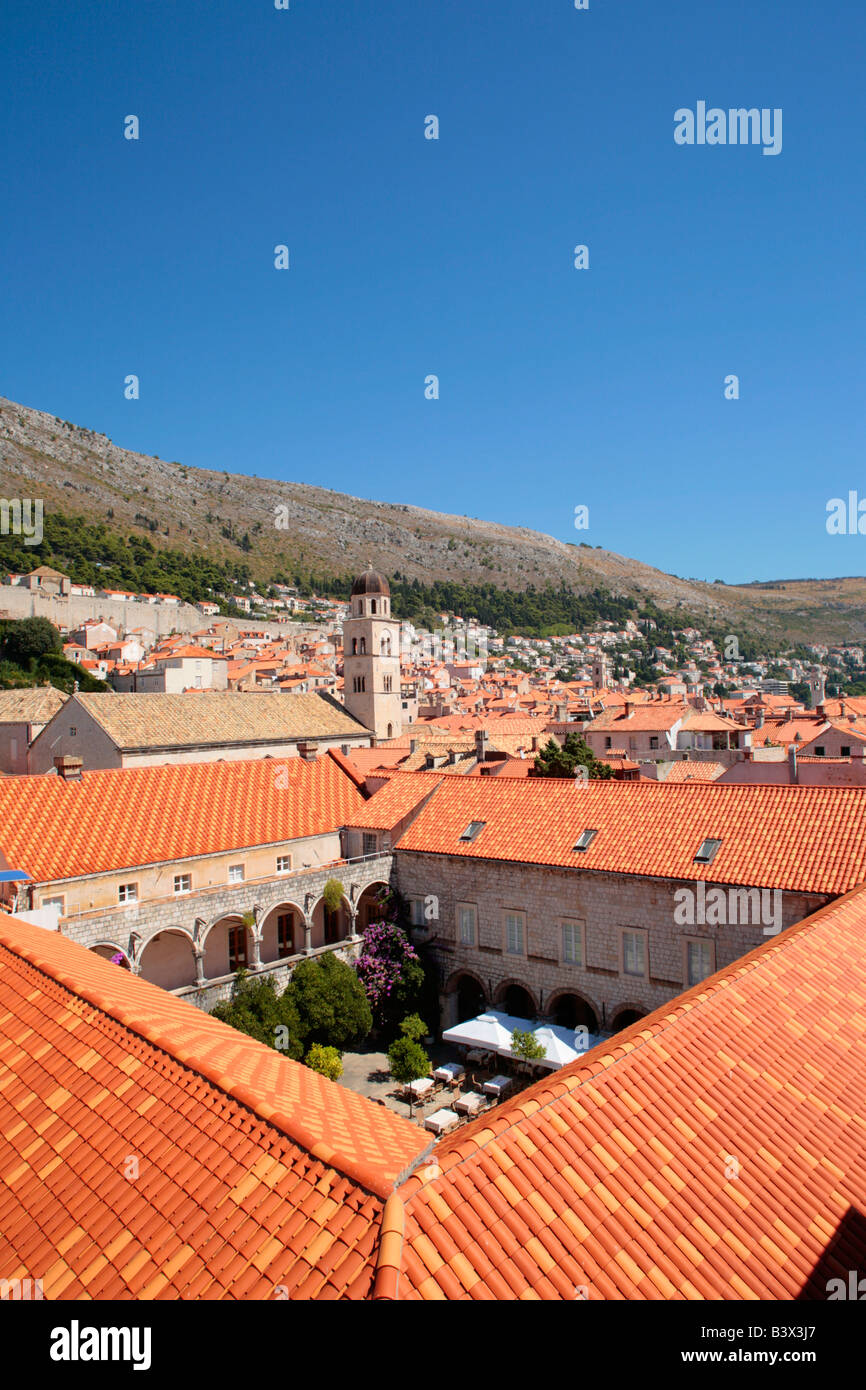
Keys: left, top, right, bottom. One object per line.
{"left": 695, "top": 838, "right": 722, "bottom": 864}
{"left": 573, "top": 828, "right": 598, "bottom": 853}
{"left": 459, "top": 821, "right": 486, "bottom": 842}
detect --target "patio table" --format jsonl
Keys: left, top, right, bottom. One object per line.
{"left": 482, "top": 1074, "right": 513, "bottom": 1099}
{"left": 453, "top": 1091, "right": 487, "bottom": 1116}
{"left": 433, "top": 1062, "right": 465, "bottom": 1087}
{"left": 424, "top": 1108, "right": 460, "bottom": 1136}
{"left": 405, "top": 1077, "right": 434, "bottom": 1101}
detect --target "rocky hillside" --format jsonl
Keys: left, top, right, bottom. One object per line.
{"left": 1, "top": 393, "right": 863, "bottom": 643}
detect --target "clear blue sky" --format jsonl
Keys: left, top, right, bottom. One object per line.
{"left": 2, "top": 0, "right": 864, "bottom": 584}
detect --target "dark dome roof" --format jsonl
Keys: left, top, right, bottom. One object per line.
{"left": 351, "top": 569, "right": 390, "bottom": 597}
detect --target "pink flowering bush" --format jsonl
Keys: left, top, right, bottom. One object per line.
{"left": 355, "top": 919, "right": 424, "bottom": 1032}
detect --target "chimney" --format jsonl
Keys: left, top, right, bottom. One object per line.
{"left": 557, "top": 702, "right": 568, "bottom": 722}
{"left": 840, "top": 698, "right": 847, "bottom": 717}
{"left": 788, "top": 743, "right": 798, "bottom": 785}
{"left": 54, "top": 755, "right": 83, "bottom": 782}
{"left": 755, "top": 709, "right": 764, "bottom": 728}
{"left": 475, "top": 729, "right": 489, "bottom": 762}
{"left": 410, "top": 738, "right": 418, "bottom": 754}
{"left": 816, "top": 704, "right": 825, "bottom": 719}
{"left": 296, "top": 741, "right": 318, "bottom": 761}
{"left": 624, "top": 700, "right": 634, "bottom": 719}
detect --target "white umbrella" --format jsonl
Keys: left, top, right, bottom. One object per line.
{"left": 531, "top": 1024, "right": 602, "bottom": 1069}
{"left": 443, "top": 1010, "right": 533, "bottom": 1053}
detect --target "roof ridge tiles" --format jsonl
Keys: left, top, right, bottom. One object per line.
{"left": 397, "top": 881, "right": 866, "bottom": 1200}
{"left": 0, "top": 915, "right": 429, "bottom": 1201}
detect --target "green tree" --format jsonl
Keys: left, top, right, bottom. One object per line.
{"left": 283, "top": 951, "right": 372, "bottom": 1050}
{"left": 533, "top": 733, "right": 613, "bottom": 779}
{"left": 510, "top": 1028, "right": 546, "bottom": 1062}
{"left": 1, "top": 617, "right": 62, "bottom": 665}
{"left": 322, "top": 878, "right": 344, "bottom": 913}
{"left": 211, "top": 971, "right": 304, "bottom": 1061}
{"left": 305, "top": 1043, "right": 343, "bottom": 1082}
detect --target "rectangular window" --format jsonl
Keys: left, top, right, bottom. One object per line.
{"left": 362, "top": 833, "right": 378, "bottom": 856}
{"left": 228, "top": 925, "right": 247, "bottom": 972}
{"left": 118, "top": 883, "right": 138, "bottom": 904}
{"left": 277, "top": 911, "right": 295, "bottom": 957}
{"left": 41, "top": 895, "right": 65, "bottom": 914}
{"left": 562, "top": 921, "right": 583, "bottom": 965}
{"left": 649, "top": 736, "right": 659, "bottom": 750}
{"left": 69, "top": 726, "right": 77, "bottom": 737}
{"left": 409, "top": 898, "right": 427, "bottom": 927}
{"left": 228, "top": 864, "right": 244, "bottom": 883}
{"left": 505, "top": 911, "right": 524, "bottom": 956}
{"left": 622, "top": 929, "right": 646, "bottom": 978}
{"left": 573, "top": 828, "right": 598, "bottom": 853}
{"left": 686, "top": 938, "right": 713, "bottom": 987}
{"left": 695, "top": 838, "right": 722, "bottom": 865}
{"left": 276, "top": 855, "right": 292, "bottom": 873}
{"left": 458, "top": 904, "right": 477, "bottom": 947}
{"left": 459, "top": 821, "right": 486, "bottom": 843}
{"left": 814, "top": 746, "right": 825, "bottom": 758}
{"left": 173, "top": 874, "right": 192, "bottom": 895}
{"left": 841, "top": 746, "right": 851, "bottom": 757}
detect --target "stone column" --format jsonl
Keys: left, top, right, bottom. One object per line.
{"left": 194, "top": 947, "right": 207, "bottom": 988}
{"left": 303, "top": 916, "right": 313, "bottom": 955}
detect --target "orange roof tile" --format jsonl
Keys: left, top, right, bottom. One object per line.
{"left": 393, "top": 777, "right": 866, "bottom": 894}
{"left": 0, "top": 753, "right": 366, "bottom": 883}
{"left": 0, "top": 915, "right": 430, "bottom": 1298}
{"left": 389, "top": 886, "right": 866, "bottom": 1299}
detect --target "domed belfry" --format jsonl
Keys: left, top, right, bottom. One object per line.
{"left": 342, "top": 566, "right": 402, "bottom": 742}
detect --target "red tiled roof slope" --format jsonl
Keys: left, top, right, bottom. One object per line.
{"left": 0, "top": 753, "right": 366, "bottom": 882}
{"left": 0, "top": 917, "right": 428, "bottom": 1210}
{"left": 389, "top": 887, "right": 866, "bottom": 1300}
{"left": 394, "top": 777, "right": 866, "bottom": 894}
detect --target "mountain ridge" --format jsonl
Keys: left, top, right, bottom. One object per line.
{"left": 2, "top": 393, "right": 866, "bottom": 644}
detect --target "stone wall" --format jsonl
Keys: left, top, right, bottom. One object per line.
{"left": 393, "top": 850, "right": 828, "bottom": 1030}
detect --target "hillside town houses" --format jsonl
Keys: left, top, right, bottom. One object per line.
{"left": 3, "top": 565, "right": 866, "bottom": 1302}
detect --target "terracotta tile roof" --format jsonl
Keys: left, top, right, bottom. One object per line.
{"left": 388, "top": 886, "right": 866, "bottom": 1300}
{"left": 0, "top": 753, "right": 366, "bottom": 883}
{"left": 344, "top": 772, "right": 444, "bottom": 830}
{"left": 663, "top": 760, "right": 727, "bottom": 783}
{"left": 0, "top": 686, "right": 67, "bottom": 724}
{"left": 62, "top": 691, "right": 368, "bottom": 751}
{"left": 393, "top": 777, "right": 866, "bottom": 894}
{"left": 0, "top": 916, "right": 429, "bottom": 1298}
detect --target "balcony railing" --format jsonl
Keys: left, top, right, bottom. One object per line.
{"left": 52, "top": 851, "right": 394, "bottom": 924}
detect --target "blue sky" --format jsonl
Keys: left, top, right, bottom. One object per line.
{"left": 2, "top": 0, "right": 864, "bottom": 584}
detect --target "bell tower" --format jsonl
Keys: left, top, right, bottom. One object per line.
{"left": 343, "top": 567, "right": 402, "bottom": 741}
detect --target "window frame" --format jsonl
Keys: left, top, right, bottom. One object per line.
{"left": 503, "top": 909, "right": 526, "bottom": 958}
{"left": 173, "top": 873, "right": 192, "bottom": 895}
{"left": 228, "top": 863, "right": 245, "bottom": 884}
{"left": 276, "top": 854, "right": 292, "bottom": 873}
{"left": 621, "top": 927, "right": 648, "bottom": 980}
{"left": 118, "top": 882, "right": 139, "bottom": 905}
{"left": 683, "top": 935, "right": 715, "bottom": 988}
{"left": 560, "top": 918, "right": 585, "bottom": 967}
{"left": 457, "top": 901, "right": 477, "bottom": 947}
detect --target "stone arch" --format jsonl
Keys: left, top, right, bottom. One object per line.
{"left": 202, "top": 913, "right": 252, "bottom": 979}
{"left": 138, "top": 928, "right": 197, "bottom": 990}
{"left": 445, "top": 969, "right": 487, "bottom": 1023}
{"left": 609, "top": 1003, "right": 648, "bottom": 1034}
{"left": 259, "top": 900, "right": 306, "bottom": 964}
{"left": 380, "top": 633, "right": 392, "bottom": 657}
{"left": 493, "top": 978, "right": 538, "bottom": 1020}
{"left": 355, "top": 880, "right": 391, "bottom": 933}
{"left": 90, "top": 942, "right": 132, "bottom": 970}
{"left": 310, "top": 891, "right": 351, "bottom": 951}
{"left": 547, "top": 990, "right": 599, "bottom": 1032}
